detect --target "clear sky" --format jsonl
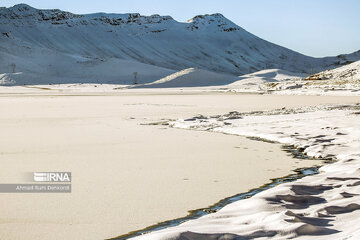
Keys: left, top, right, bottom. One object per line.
{"left": 2, "top": 0, "right": 360, "bottom": 57}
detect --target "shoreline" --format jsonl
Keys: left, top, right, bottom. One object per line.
{"left": 110, "top": 124, "right": 328, "bottom": 240}
{"left": 111, "top": 164, "right": 322, "bottom": 240}
{"left": 138, "top": 103, "right": 360, "bottom": 239}
{"left": 1, "top": 89, "right": 359, "bottom": 240}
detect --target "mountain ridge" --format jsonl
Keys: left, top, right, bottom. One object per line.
{"left": 0, "top": 4, "right": 359, "bottom": 85}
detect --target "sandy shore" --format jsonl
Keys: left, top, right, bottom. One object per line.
{"left": 0, "top": 87, "right": 359, "bottom": 240}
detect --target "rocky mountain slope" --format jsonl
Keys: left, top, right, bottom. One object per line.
{"left": 0, "top": 4, "right": 359, "bottom": 85}
{"left": 305, "top": 60, "right": 360, "bottom": 81}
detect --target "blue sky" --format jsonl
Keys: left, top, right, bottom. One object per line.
{"left": 2, "top": 0, "right": 360, "bottom": 57}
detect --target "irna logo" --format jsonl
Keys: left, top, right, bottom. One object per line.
{"left": 33, "top": 172, "right": 71, "bottom": 182}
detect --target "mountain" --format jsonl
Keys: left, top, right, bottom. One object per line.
{"left": 0, "top": 4, "right": 359, "bottom": 85}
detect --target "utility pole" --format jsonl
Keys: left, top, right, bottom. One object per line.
{"left": 133, "top": 72, "right": 138, "bottom": 85}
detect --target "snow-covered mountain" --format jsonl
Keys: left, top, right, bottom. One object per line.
{"left": 0, "top": 4, "right": 359, "bottom": 85}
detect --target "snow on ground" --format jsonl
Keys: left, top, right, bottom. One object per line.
{"left": 224, "top": 69, "right": 305, "bottom": 92}
{"left": 305, "top": 60, "right": 360, "bottom": 81}
{"left": 131, "top": 104, "right": 360, "bottom": 239}
{"left": 2, "top": 62, "right": 359, "bottom": 94}
{"left": 131, "top": 68, "right": 237, "bottom": 88}
{"left": 223, "top": 62, "right": 360, "bottom": 96}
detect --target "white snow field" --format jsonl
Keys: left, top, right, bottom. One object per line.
{"left": 131, "top": 68, "right": 237, "bottom": 88}
{"left": 130, "top": 104, "right": 360, "bottom": 240}
{"left": 224, "top": 68, "right": 306, "bottom": 92}
{"left": 1, "top": 4, "right": 360, "bottom": 86}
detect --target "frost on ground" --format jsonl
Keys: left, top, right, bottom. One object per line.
{"left": 132, "top": 104, "right": 360, "bottom": 240}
